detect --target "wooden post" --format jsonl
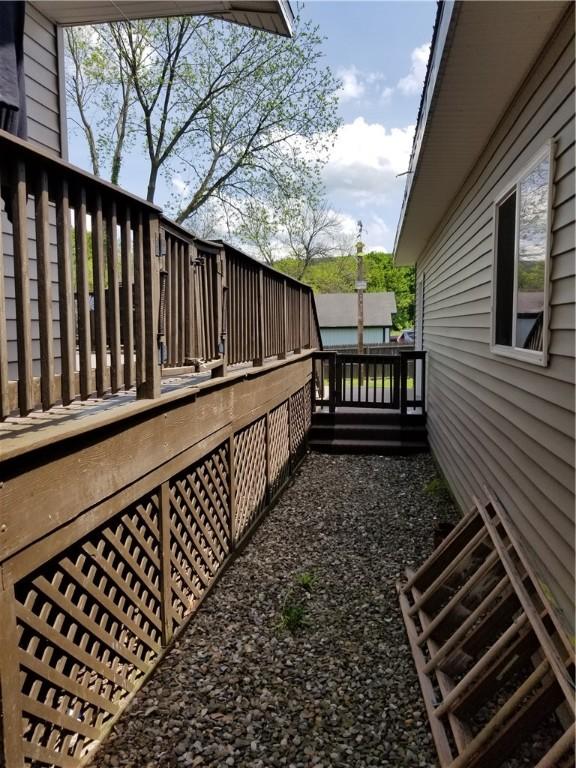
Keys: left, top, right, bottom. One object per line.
{"left": 121, "top": 207, "right": 135, "bottom": 390}
{"left": 400, "top": 351, "right": 408, "bottom": 415}
{"left": 356, "top": 239, "right": 365, "bottom": 355}
{"left": 75, "top": 186, "right": 92, "bottom": 401}
{"left": 92, "top": 193, "right": 107, "bottom": 397}
{"left": 139, "top": 213, "right": 161, "bottom": 399}
{"left": 294, "top": 288, "right": 302, "bottom": 355}
{"left": 159, "top": 481, "right": 173, "bottom": 647}
{"left": 265, "top": 411, "right": 272, "bottom": 503}
{"left": 0, "top": 584, "right": 25, "bottom": 768}
{"left": 35, "top": 169, "right": 55, "bottom": 410}
{"left": 228, "top": 434, "right": 236, "bottom": 548}
{"left": 12, "top": 161, "right": 33, "bottom": 415}
{"left": 56, "top": 178, "right": 75, "bottom": 405}
{"left": 254, "top": 267, "right": 265, "bottom": 367}
{"left": 280, "top": 279, "right": 288, "bottom": 360}
{"left": 212, "top": 248, "right": 227, "bottom": 378}
{"left": 107, "top": 200, "right": 122, "bottom": 393}
{"left": 133, "top": 211, "right": 146, "bottom": 391}
{"left": 0, "top": 168, "right": 8, "bottom": 419}
{"left": 329, "top": 353, "right": 336, "bottom": 414}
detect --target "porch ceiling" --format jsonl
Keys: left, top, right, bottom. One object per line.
{"left": 31, "top": 0, "right": 294, "bottom": 36}
{"left": 394, "top": 1, "right": 571, "bottom": 266}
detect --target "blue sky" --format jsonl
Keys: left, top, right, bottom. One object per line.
{"left": 299, "top": 0, "right": 436, "bottom": 251}
{"left": 68, "top": 1, "right": 436, "bottom": 252}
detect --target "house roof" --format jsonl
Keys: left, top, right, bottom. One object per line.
{"left": 394, "top": 0, "right": 570, "bottom": 265}
{"left": 315, "top": 293, "right": 396, "bottom": 329}
{"left": 32, "top": 1, "right": 294, "bottom": 36}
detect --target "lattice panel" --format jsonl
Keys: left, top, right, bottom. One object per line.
{"left": 289, "top": 385, "right": 309, "bottom": 461}
{"left": 14, "top": 494, "right": 163, "bottom": 767}
{"left": 168, "top": 444, "right": 232, "bottom": 630}
{"left": 268, "top": 402, "right": 290, "bottom": 497}
{"left": 233, "top": 417, "right": 267, "bottom": 543}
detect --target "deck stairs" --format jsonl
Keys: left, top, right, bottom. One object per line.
{"left": 309, "top": 410, "right": 429, "bottom": 455}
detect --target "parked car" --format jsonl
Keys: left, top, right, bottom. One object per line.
{"left": 397, "top": 329, "right": 415, "bottom": 344}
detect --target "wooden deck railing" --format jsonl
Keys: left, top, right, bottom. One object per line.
{"left": 313, "top": 350, "right": 426, "bottom": 414}
{"left": 0, "top": 130, "right": 320, "bottom": 420}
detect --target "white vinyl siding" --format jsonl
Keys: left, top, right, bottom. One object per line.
{"left": 24, "top": 4, "right": 63, "bottom": 155}
{"left": 416, "top": 7, "right": 575, "bottom": 631}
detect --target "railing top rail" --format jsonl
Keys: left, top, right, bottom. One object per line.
{"left": 155, "top": 225, "right": 316, "bottom": 294}
{"left": 0, "top": 129, "right": 161, "bottom": 212}
{"left": 313, "top": 350, "right": 425, "bottom": 360}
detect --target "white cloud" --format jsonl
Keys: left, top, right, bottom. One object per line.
{"left": 338, "top": 67, "right": 366, "bottom": 102}
{"left": 322, "top": 117, "right": 415, "bottom": 203}
{"left": 337, "top": 67, "right": 386, "bottom": 103}
{"left": 381, "top": 86, "right": 394, "bottom": 103}
{"left": 397, "top": 42, "right": 430, "bottom": 96}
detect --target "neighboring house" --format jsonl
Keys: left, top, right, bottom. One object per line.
{"left": 394, "top": 2, "right": 575, "bottom": 631}
{"left": 315, "top": 292, "right": 396, "bottom": 348}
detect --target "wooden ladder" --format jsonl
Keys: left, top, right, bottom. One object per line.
{"left": 397, "top": 491, "right": 575, "bottom": 768}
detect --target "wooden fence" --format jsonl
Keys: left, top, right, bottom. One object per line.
{"left": 0, "top": 130, "right": 320, "bottom": 420}
{"left": 313, "top": 350, "right": 426, "bottom": 414}
{"left": 0, "top": 378, "right": 312, "bottom": 768}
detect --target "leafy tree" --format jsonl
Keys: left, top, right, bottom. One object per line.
{"left": 238, "top": 194, "right": 352, "bottom": 278}
{"left": 66, "top": 27, "right": 136, "bottom": 184}
{"left": 65, "top": 16, "right": 340, "bottom": 221}
{"left": 274, "top": 251, "right": 415, "bottom": 329}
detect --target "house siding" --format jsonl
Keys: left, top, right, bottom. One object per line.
{"left": 24, "top": 4, "right": 63, "bottom": 156}
{"left": 4, "top": 6, "right": 63, "bottom": 381}
{"left": 416, "top": 7, "right": 575, "bottom": 630}
{"left": 320, "top": 327, "right": 388, "bottom": 348}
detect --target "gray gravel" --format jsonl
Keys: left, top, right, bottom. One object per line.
{"left": 92, "top": 452, "right": 460, "bottom": 768}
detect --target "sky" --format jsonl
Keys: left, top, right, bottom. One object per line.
{"left": 68, "top": 0, "right": 437, "bottom": 253}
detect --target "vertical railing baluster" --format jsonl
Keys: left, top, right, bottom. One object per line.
{"left": 184, "top": 244, "right": 193, "bottom": 363}
{"left": 140, "top": 212, "right": 160, "bottom": 399}
{"left": 0, "top": 168, "right": 9, "bottom": 418}
{"left": 254, "top": 267, "right": 264, "bottom": 367}
{"left": 107, "top": 200, "right": 121, "bottom": 392}
{"left": 171, "top": 237, "right": 179, "bottom": 365}
{"left": 133, "top": 211, "right": 145, "bottom": 391}
{"left": 56, "top": 178, "right": 75, "bottom": 405}
{"left": 75, "top": 186, "right": 91, "bottom": 400}
{"left": 12, "top": 160, "right": 33, "bottom": 414}
{"left": 281, "top": 278, "right": 288, "bottom": 360}
{"left": 121, "top": 207, "right": 135, "bottom": 390}
{"left": 178, "top": 243, "right": 186, "bottom": 365}
{"left": 92, "top": 193, "right": 107, "bottom": 397}
{"left": 35, "top": 169, "right": 55, "bottom": 410}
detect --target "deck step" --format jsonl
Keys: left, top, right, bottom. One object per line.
{"left": 308, "top": 437, "right": 429, "bottom": 455}
{"left": 310, "top": 409, "right": 428, "bottom": 455}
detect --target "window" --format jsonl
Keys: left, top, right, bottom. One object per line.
{"left": 492, "top": 145, "right": 553, "bottom": 365}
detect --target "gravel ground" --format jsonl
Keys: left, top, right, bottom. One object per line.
{"left": 92, "top": 452, "right": 461, "bottom": 768}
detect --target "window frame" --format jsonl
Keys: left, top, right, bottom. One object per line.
{"left": 490, "top": 141, "right": 555, "bottom": 366}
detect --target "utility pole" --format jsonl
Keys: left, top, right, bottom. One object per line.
{"left": 355, "top": 221, "right": 365, "bottom": 354}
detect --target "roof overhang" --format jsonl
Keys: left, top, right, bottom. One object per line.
{"left": 394, "top": 0, "right": 570, "bottom": 266}
{"left": 32, "top": 1, "right": 294, "bottom": 36}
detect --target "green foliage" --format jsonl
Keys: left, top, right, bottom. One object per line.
{"left": 65, "top": 15, "right": 341, "bottom": 218}
{"left": 277, "top": 570, "right": 318, "bottom": 633}
{"left": 278, "top": 599, "right": 307, "bottom": 634}
{"left": 424, "top": 475, "right": 451, "bottom": 499}
{"left": 296, "top": 570, "right": 317, "bottom": 592}
{"left": 274, "top": 251, "right": 416, "bottom": 330}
